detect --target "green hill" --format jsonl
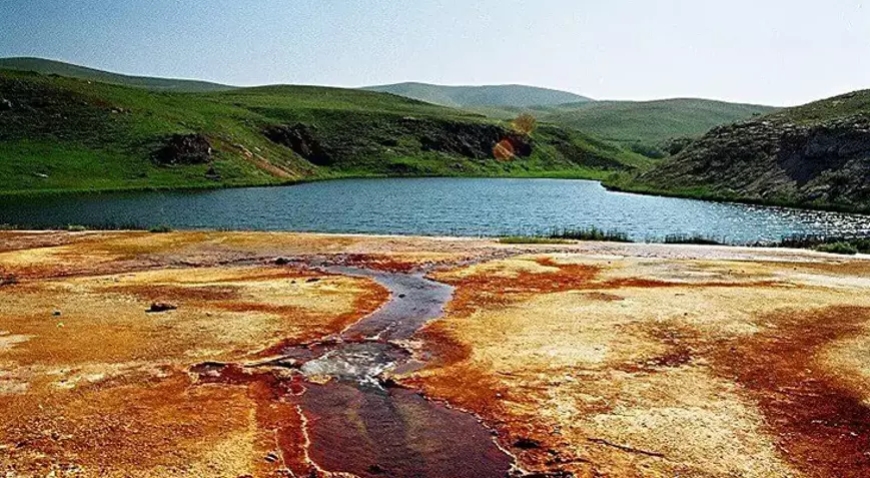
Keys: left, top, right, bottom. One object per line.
{"left": 0, "top": 57, "right": 234, "bottom": 92}
{"left": 539, "top": 98, "right": 778, "bottom": 148}
{"left": 363, "top": 82, "right": 591, "bottom": 108}
{"left": 0, "top": 67, "right": 648, "bottom": 195}
{"left": 364, "top": 83, "right": 777, "bottom": 151}
{"left": 610, "top": 90, "right": 870, "bottom": 212}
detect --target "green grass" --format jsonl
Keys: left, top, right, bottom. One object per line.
{"left": 814, "top": 242, "right": 859, "bottom": 255}
{"left": 549, "top": 227, "right": 632, "bottom": 243}
{"left": 497, "top": 227, "right": 634, "bottom": 244}
{"left": 663, "top": 234, "right": 723, "bottom": 245}
{"left": 767, "top": 89, "right": 870, "bottom": 124}
{"left": 498, "top": 237, "right": 571, "bottom": 245}
{"left": 0, "top": 66, "right": 647, "bottom": 196}
{"left": 539, "top": 99, "right": 777, "bottom": 148}
{"left": 369, "top": 86, "right": 777, "bottom": 154}
{"left": 772, "top": 234, "right": 870, "bottom": 255}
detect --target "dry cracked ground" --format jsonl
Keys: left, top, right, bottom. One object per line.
{"left": 2, "top": 230, "right": 870, "bottom": 477}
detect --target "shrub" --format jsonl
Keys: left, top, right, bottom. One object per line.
{"left": 814, "top": 242, "right": 859, "bottom": 255}
{"left": 549, "top": 227, "right": 632, "bottom": 243}
{"left": 664, "top": 234, "right": 722, "bottom": 245}
{"left": 149, "top": 225, "right": 173, "bottom": 233}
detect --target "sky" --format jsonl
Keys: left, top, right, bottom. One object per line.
{"left": 2, "top": 0, "right": 868, "bottom": 106}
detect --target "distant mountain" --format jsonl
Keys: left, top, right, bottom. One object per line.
{"left": 539, "top": 98, "right": 779, "bottom": 148}
{"left": 363, "top": 82, "right": 592, "bottom": 108}
{"left": 613, "top": 90, "right": 870, "bottom": 212}
{"left": 0, "top": 57, "right": 234, "bottom": 92}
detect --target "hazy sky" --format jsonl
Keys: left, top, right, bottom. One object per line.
{"left": 2, "top": 0, "right": 868, "bottom": 106}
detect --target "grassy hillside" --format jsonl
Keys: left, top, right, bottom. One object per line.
{"left": 366, "top": 83, "right": 777, "bottom": 151}
{"left": 363, "top": 82, "right": 591, "bottom": 108}
{"left": 540, "top": 99, "right": 778, "bottom": 148}
{"left": 0, "top": 68, "right": 648, "bottom": 195}
{"left": 610, "top": 90, "right": 870, "bottom": 213}
{"left": 0, "top": 57, "right": 234, "bottom": 92}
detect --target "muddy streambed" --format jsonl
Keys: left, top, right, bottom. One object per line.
{"left": 192, "top": 263, "right": 513, "bottom": 477}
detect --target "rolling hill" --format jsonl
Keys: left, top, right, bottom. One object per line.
{"left": 610, "top": 90, "right": 870, "bottom": 212}
{"left": 0, "top": 57, "right": 234, "bottom": 92}
{"left": 0, "top": 64, "right": 648, "bottom": 195}
{"left": 539, "top": 98, "right": 778, "bottom": 148}
{"left": 366, "top": 82, "right": 777, "bottom": 152}
{"left": 363, "top": 82, "right": 591, "bottom": 108}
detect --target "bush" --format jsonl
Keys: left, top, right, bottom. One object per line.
{"left": 149, "top": 225, "right": 173, "bottom": 233}
{"left": 775, "top": 234, "right": 870, "bottom": 254}
{"left": 629, "top": 142, "right": 666, "bottom": 159}
{"left": 814, "top": 242, "right": 859, "bottom": 255}
{"left": 499, "top": 236, "right": 570, "bottom": 245}
{"left": 664, "top": 234, "right": 722, "bottom": 245}
{"left": 549, "top": 227, "right": 632, "bottom": 243}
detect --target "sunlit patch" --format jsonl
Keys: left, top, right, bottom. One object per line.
{"left": 0, "top": 331, "right": 32, "bottom": 351}
{"left": 493, "top": 139, "right": 516, "bottom": 161}
{"left": 0, "top": 370, "right": 28, "bottom": 395}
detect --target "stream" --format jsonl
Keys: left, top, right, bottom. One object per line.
{"left": 192, "top": 262, "right": 514, "bottom": 477}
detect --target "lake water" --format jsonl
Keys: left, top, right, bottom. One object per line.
{"left": 3, "top": 178, "right": 870, "bottom": 244}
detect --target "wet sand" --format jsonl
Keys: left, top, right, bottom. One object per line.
{"left": 2, "top": 230, "right": 870, "bottom": 477}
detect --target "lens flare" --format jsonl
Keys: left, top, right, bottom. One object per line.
{"left": 493, "top": 139, "right": 516, "bottom": 161}
{"left": 511, "top": 113, "right": 537, "bottom": 136}
{"left": 492, "top": 114, "right": 537, "bottom": 161}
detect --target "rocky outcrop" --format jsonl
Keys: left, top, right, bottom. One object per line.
{"left": 263, "top": 123, "right": 332, "bottom": 166}
{"left": 263, "top": 117, "right": 534, "bottom": 167}
{"left": 638, "top": 114, "right": 870, "bottom": 210}
{"left": 154, "top": 134, "right": 213, "bottom": 165}
{"left": 416, "top": 120, "right": 533, "bottom": 159}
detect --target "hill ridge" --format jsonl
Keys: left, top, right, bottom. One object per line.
{"left": 0, "top": 57, "right": 234, "bottom": 92}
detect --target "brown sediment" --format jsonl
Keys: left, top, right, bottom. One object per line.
{"left": 710, "top": 306, "right": 870, "bottom": 478}
{"left": 337, "top": 253, "right": 421, "bottom": 273}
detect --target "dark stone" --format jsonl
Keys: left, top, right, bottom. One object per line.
{"left": 263, "top": 124, "right": 333, "bottom": 166}
{"left": 154, "top": 134, "right": 213, "bottom": 165}
{"left": 205, "top": 165, "right": 221, "bottom": 181}
{"left": 0, "top": 275, "right": 18, "bottom": 287}
{"left": 306, "top": 277, "right": 321, "bottom": 283}
{"left": 274, "top": 257, "right": 291, "bottom": 265}
{"left": 367, "top": 464, "right": 386, "bottom": 474}
{"left": 514, "top": 437, "right": 543, "bottom": 450}
{"left": 148, "top": 302, "right": 178, "bottom": 313}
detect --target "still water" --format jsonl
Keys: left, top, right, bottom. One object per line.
{"left": 3, "top": 178, "right": 869, "bottom": 243}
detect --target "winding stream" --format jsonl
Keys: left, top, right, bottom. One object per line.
{"left": 193, "top": 261, "right": 513, "bottom": 477}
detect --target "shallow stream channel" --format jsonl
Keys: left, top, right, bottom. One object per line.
{"left": 190, "top": 259, "right": 515, "bottom": 477}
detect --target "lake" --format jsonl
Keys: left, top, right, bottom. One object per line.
{"left": 3, "top": 178, "right": 870, "bottom": 244}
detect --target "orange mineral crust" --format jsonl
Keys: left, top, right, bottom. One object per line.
{"left": 407, "top": 254, "right": 870, "bottom": 477}
{"left": 3, "top": 231, "right": 870, "bottom": 477}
